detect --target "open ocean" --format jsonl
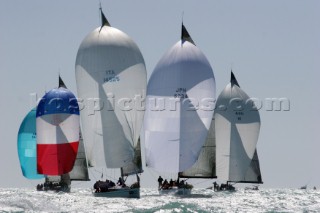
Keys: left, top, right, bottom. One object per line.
{"left": 0, "top": 188, "right": 319, "bottom": 212}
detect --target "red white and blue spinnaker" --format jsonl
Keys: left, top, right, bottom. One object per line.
{"left": 36, "top": 84, "right": 80, "bottom": 175}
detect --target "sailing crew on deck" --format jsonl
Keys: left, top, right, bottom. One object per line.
{"left": 169, "top": 179, "right": 174, "bottom": 187}
{"left": 94, "top": 180, "right": 101, "bottom": 192}
{"left": 162, "top": 179, "right": 169, "bottom": 189}
{"left": 157, "top": 176, "right": 163, "bottom": 188}
{"left": 213, "top": 181, "right": 218, "bottom": 191}
{"left": 117, "top": 177, "right": 124, "bottom": 186}
{"left": 178, "top": 180, "right": 185, "bottom": 188}
{"left": 108, "top": 180, "right": 115, "bottom": 187}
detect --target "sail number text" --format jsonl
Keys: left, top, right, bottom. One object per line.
{"left": 103, "top": 70, "right": 120, "bottom": 83}
{"left": 235, "top": 111, "right": 244, "bottom": 120}
{"left": 174, "top": 88, "right": 188, "bottom": 99}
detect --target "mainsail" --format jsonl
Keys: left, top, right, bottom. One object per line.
{"left": 179, "top": 117, "right": 216, "bottom": 178}
{"left": 36, "top": 78, "right": 80, "bottom": 175}
{"left": 215, "top": 72, "right": 262, "bottom": 183}
{"left": 17, "top": 108, "right": 44, "bottom": 179}
{"left": 144, "top": 23, "right": 216, "bottom": 173}
{"left": 75, "top": 9, "right": 146, "bottom": 176}
{"left": 69, "top": 131, "right": 90, "bottom": 181}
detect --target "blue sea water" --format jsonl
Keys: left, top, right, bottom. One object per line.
{"left": 0, "top": 188, "right": 319, "bottom": 212}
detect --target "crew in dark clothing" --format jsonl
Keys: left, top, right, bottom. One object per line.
{"left": 169, "top": 179, "right": 174, "bottom": 187}
{"left": 108, "top": 180, "right": 115, "bottom": 187}
{"left": 117, "top": 177, "right": 124, "bottom": 186}
{"left": 157, "top": 176, "right": 163, "bottom": 188}
{"left": 94, "top": 180, "right": 101, "bottom": 192}
{"left": 213, "top": 181, "right": 218, "bottom": 191}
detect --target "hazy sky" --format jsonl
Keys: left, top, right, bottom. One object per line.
{"left": 0, "top": 0, "right": 319, "bottom": 189}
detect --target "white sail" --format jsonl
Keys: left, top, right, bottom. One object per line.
{"left": 179, "top": 117, "right": 216, "bottom": 178}
{"left": 75, "top": 12, "right": 146, "bottom": 173}
{"left": 69, "top": 132, "right": 90, "bottom": 181}
{"left": 243, "top": 149, "right": 263, "bottom": 183}
{"left": 144, "top": 24, "right": 216, "bottom": 173}
{"left": 215, "top": 72, "right": 261, "bottom": 182}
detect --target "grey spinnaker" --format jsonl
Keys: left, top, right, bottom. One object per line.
{"left": 144, "top": 23, "right": 216, "bottom": 175}
{"left": 215, "top": 71, "right": 262, "bottom": 184}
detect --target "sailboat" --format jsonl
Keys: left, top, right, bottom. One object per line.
{"left": 144, "top": 23, "right": 216, "bottom": 195}
{"left": 17, "top": 108, "right": 45, "bottom": 181}
{"left": 36, "top": 76, "right": 81, "bottom": 192}
{"left": 214, "top": 71, "right": 263, "bottom": 191}
{"left": 75, "top": 8, "right": 147, "bottom": 198}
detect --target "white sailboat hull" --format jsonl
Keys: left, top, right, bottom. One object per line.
{"left": 93, "top": 188, "right": 140, "bottom": 198}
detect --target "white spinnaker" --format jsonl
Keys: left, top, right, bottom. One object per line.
{"left": 144, "top": 41, "right": 216, "bottom": 173}
{"left": 215, "top": 80, "right": 260, "bottom": 182}
{"left": 75, "top": 26, "right": 146, "bottom": 169}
